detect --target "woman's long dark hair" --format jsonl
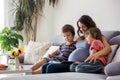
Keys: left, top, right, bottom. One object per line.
{"left": 77, "top": 15, "right": 97, "bottom": 37}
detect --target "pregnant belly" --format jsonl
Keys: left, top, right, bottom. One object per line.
{"left": 68, "top": 48, "right": 89, "bottom": 62}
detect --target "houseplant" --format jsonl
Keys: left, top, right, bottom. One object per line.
{"left": 11, "top": 0, "right": 58, "bottom": 43}
{"left": 0, "top": 27, "right": 23, "bottom": 52}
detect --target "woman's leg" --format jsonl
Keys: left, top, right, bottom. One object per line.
{"left": 75, "top": 60, "right": 104, "bottom": 73}
{"left": 46, "top": 63, "right": 72, "bottom": 73}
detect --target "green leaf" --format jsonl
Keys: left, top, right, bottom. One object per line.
{"left": 0, "top": 27, "right": 23, "bottom": 52}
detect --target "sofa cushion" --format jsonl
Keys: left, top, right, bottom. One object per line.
{"left": 24, "top": 41, "right": 51, "bottom": 64}
{"left": 106, "top": 75, "right": 120, "bottom": 80}
{"left": 51, "top": 31, "right": 120, "bottom": 46}
{"left": 109, "top": 35, "right": 120, "bottom": 46}
{"left": 107, "top": 45, "right": 118, "bottom": 64}
{"left": 112, "top": 47, "right": 120, "bottom": 63}
{"left": 42, "top": 46, "right": 59, "bottom": 58}
{"left": 0, "top": 72, "right": 106, "bottom": 80}
{"left": 102, "top": 31, "right": 120, "bottom": 41}
{"left": 105, "top": 61, "right": 120, "bottom": 76}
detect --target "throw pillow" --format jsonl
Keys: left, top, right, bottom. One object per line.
{"left": 109, "top": 35, "right": 120, "bottom": 46}
{"left": 105, "top": 61, "right": 120, "bottom": 76}
{"left": 24, "top": 41, "right": 52, "bottom": 64}
{"left": 42, "top": 46, "right": 59, "bottom": 58}
{"left": 107, "top": 45, "right": 118, "bottom": 64}
{"left": 112, "top": 47, "right": 120, "bottom": 63}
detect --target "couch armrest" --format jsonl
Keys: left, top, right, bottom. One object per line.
{"left": 106, "top": 75, "right": 120, "bottom": 80}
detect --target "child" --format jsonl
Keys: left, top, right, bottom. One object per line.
{"left": 70, "top": 27, "right": 107, "bottom": 73}
{"left": 31, "top": 24, "right": 76, "bottom": 74}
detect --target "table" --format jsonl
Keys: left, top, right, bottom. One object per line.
{"left": 0, "top": 69, "right": 31, "bottom": 74}
{"left": 0, "top": 69, "right": 32, "bottom": 79}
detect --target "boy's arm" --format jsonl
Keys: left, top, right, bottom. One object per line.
{"left": 48, "top": 49, "right": 58, "bottom": 58}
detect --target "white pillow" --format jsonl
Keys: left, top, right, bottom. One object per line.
{"left": 112, "top": 47, "right": 120, "bottom": 63}
{"left": 24, "top": 41, "right": 52, "bottom": 64}
{"left": 42, "top": 46, "right": 59, "bottom": 58}
{"left": 107, "top": 45, "right": 118, "bottom": 64}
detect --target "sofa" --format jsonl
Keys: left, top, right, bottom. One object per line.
{"left": 1, "top": 31, "right": 120, "bottom": 80}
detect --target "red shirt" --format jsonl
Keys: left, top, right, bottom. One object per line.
{"left": 90, "top": 40, "right": 108, "bottom": 65}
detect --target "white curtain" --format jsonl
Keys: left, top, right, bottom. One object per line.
{"left": 0, "top": 0, "right": 4, "bottom": 31}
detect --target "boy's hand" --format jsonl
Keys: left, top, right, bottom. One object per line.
{"left": 75, "top": 61, "right": 81, "bottom": 64}
{"left": 48, "top": 54, "right": 53, "bottom": 58}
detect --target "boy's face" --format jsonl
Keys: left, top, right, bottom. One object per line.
{"left": 62, "top": 31, "right": 74, "bottom": 43}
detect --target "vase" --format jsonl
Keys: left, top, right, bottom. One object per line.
{"left": 15, "top": 57, "right": 20, "bottom": 70}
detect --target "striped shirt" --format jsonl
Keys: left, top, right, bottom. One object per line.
{"left": 56, "top": 42, "right": 76, "bottom": 61}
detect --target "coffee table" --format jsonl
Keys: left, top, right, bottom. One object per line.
{"left": 0, "top": 69, "right": 32, "bottom": 75}
{"left": 0, "top": 68, "right": 32, "bottom": 79}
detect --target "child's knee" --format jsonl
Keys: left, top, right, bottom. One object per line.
{"left": 70, "top": 63, "right": 78, "bottom": 72}
{"left": 75, "top": 65, "right": 87, "bottom": 73}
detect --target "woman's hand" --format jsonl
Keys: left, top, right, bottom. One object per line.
{"left": 85, "top": 53, "right": 99, "bottom": 64}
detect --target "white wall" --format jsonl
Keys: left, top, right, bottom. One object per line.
{"left": 0, "top": 0, "right": 4, "bottom": 30}
{"left": 52, "top": 0, "right": 120, "bottom": 36}
{"left": 5, "top": 0, "right": 120, "bottom": 42}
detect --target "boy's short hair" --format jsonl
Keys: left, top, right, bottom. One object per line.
{"left": 62, "top": 24, "right": 75, "bottom": 36}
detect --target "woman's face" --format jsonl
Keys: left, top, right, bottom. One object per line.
{"left": 78, "top": 22, "right": 88, "bottom": 34}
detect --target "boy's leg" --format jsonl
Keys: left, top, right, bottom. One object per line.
{"left": 31, "top": 58, "right": 46, "bottom": 71}
{"left": 46, "top": 63, "right": 72, "bottom": 73}
{"left": 32, "top": 68, "right": 41, "bottom": 74}
{"left": 75, "top": 60, "right": 104, "bottom": 73}
{"left": 41, "top": 63, "right": 50, "bottom": 74}
{"left": 70, "top": 63, "right": 78, "bottom": 72}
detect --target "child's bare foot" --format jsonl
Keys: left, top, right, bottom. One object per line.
{"left": 19, "top": 65, "right": 23, "bottom": 70}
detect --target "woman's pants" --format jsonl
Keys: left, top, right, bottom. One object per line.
{"left": 41, "top": 63, "right": 72, "bottom": 73}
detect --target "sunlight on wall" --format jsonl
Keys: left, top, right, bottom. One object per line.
{"left": 0, "top": 0, "right": 4, "bottom": 31}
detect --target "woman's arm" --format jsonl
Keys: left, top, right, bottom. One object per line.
{"left": 85, "top": 36, "right": 111, "bottom": 63}
{"left": 97, "top": 36, "right": 111, "bottom": 55}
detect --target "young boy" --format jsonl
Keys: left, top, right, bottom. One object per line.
{"left": 31, "top": 24, "right": 76, "bottom": 74}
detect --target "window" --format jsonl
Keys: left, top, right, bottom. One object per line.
{"left": 0, "top": 0, "right": 4, "bottom": 31}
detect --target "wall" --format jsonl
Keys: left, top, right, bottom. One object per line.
{"left": 0, "top": 0, "right": 4, "bottom": 30}
{"left": 52, "top": 0, "right": 120, "bottom": 36}
{"left": 5, "top": 0, "right": 120, "bottom": 42}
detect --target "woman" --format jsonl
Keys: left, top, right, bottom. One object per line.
{"left": 41, "top": 15, "right": 111, "bottom": 73}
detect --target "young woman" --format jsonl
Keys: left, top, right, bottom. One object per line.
{"left": 41, "top": 15, "right": 111, "bottom": 73}
{"left": 70, "top": 27, "right": 108, "bottom": 73}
